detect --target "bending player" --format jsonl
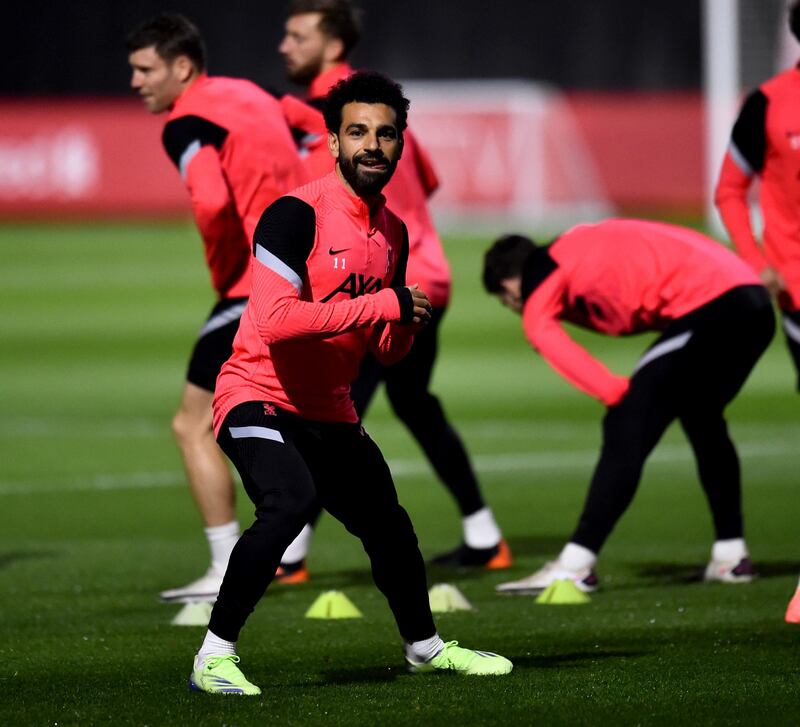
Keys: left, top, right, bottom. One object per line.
{"left": 274, "top": 0, "right": 509, "bottom": 578}
{"left": 127, "top": 14, "right": 306, "bottom": 602}
{"left": 189, "top": 72, "right": 512, "bottom": 695}
{"left": 482, "top": 220, "right": 774, "bottom": 594}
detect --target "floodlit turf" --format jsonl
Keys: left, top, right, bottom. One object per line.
{"left": 1, "top": 221, "right": 799, "bottom": 725}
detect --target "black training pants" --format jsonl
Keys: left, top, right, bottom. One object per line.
{"left": 209, "top": 401, "right": 436, "bottom": 643}
{"left": 570, "top": 285, "right": 775, "bottom": 554}
{"left": 350, "top": 306, "right": 485, "bottom": 516}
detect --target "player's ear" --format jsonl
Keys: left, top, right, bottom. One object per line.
{"left": 173, "top": 55, "right": 194, "bottom": 83}
{"left": 323, "top": 37, "right": 345, "bottom": 64}
{"left": 327, "top": 130, "right": 340, "bottom": 159}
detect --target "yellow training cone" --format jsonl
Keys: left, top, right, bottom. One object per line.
{"left": 428, "top": 583, "right": 474, "bottom": 613}
{"left": 305, "top": 590, "right": 363, "bottom": 619}
{"left": 535, "top": 579, "right": 591, "bottom": 605}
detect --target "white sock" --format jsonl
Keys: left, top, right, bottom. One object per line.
{"left": 281, "top": 523, "right": 313, "bottom": 564}
{"left": 558, "top": 542, "right": 597, "bottom": 571}
{"left": 711, "top": 538, "right": 748, "bottom": 563}
{"left": 197, "top": 629, "right": 236, "bottom": 664}
{"left": 205, "top": 520, "right": 240, "bottom": 574}
{"left": 463, "top": 507, "right": 502, "bottom": 549}
{"left": 404, "top": 633, "right": 445, "bottom": 664}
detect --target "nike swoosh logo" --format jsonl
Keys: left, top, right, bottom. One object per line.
{"left": 329, "top": 247, "right": 351, "bottom": 255}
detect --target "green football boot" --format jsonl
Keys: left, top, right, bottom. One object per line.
{"left": 189, "top": 654, "right": 262, "bottom": 695}
{"left": 408, "top": 641, "right": 513, "bottom": 676}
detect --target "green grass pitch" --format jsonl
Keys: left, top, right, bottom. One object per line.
{"left": 1, "top": 221, "right": 798, "bottom": 725}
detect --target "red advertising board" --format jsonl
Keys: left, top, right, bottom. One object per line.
{"left": 0, "top": 89, "right": 705, "bottom": 221}
{"left": 0, "top": 99, "right": 187, "bottom": 216}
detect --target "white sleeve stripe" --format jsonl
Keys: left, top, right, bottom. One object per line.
{"left": 633, "top": 331, "right": 693, "bottom": 374}
{"left": 728, "top": 141, "right": 754, "bottom": 177}
{"left": 255, "top": 243, "right": 303, "bottom": 293}
{"left": 228, "top": 426, "right": 284, "bottom": 443}
{"left": 783, "top": 316, "right": 800, "bottom": 344}
{"left": 178, "top": 139, "right": 202, "bottom": 179}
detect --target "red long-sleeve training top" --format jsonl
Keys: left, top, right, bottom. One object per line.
{"left": 213, "top": 172, "right": 415, "bottom": 433}
{"left": 520, "top": 219, "right": 761, "bottom": 406}
{"left": 163, "top": 75, "right": 306, "bottom": 299}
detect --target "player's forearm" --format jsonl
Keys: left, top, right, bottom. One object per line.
{"left": 714, "top": 154, "right": 768, "bottom": 272}
{"left": 250, "top": 268, "right": 408, "bottom": 344}
{"left": 528, "top": 324, "right": 629, "bottom": 406}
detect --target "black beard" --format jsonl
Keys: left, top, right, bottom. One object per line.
{"left": 286, "top": 62, "right": 321, "bottom": 86}
{"left": 338, "top": 153, "right": 395, "bottom": 197}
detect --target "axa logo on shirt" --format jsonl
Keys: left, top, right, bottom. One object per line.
{"left": 321, "top": 273, "right": 383, "bottom": 302}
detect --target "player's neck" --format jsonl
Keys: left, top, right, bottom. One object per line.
{"left": 335, "top": 165, "right": 383, "bottom": 215}
{"left": 170, "top": 71, "right": 205, "bottom": 110}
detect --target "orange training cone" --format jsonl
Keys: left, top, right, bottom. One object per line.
{"left": 785, "top": 583, "right": 800, "bottom": 624}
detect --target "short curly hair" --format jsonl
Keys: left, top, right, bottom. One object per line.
{"left": 323, "top": 71, "right": 409, "bottom": 134}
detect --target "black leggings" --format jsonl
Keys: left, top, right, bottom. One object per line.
{"left": 570, "top": 285, "right": 775, "bottom": 554}
{"left": 350, "top": 306, "right": 484, "bottom": 516}
{"left": 210, "top": 401, "right": 436, "bottom": 643}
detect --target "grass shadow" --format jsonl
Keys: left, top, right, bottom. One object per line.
{"left": 631, "top": 562, "right": 705, "bottom": 585}
{"left": 309, "top": 665, "right": 398, "bottom": 687}
{"left": 0, "top": 550, "right": 60, "bottom": 571}
{"left": 630, "top": 559, "right": 800, "bottom": 586}
{"left": 511, "top": 649, "right": 648, "bottom": 669}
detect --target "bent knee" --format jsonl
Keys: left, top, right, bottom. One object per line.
{"left": 171, "top": 407, "right": 213, "bottom": 443}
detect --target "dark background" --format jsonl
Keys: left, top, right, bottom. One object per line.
{"left": 5, "top": 0, "right": 707, "bottom": 96}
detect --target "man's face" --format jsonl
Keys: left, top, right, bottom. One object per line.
{"left": 329, "top": 101, "right": 403, "bottom": 197}
{"left": 279, "top": 12, "right": 335, "bottom": 85}
{"left": 498, "top": 278, "right": 523, "bottom": 313}
{"left": 128, "top": 46, "right": 187, "bottom": 113}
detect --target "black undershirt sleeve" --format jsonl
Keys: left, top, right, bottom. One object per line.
{"left": 252, "top": 196, "right": 316, "bottom": 280}
{"left": 731, "top": 90, "right": 768, "bottom": 174}
{"left": 161, "top": 115, "right": 229, "bottom": 170}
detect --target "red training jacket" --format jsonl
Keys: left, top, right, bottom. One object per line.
{"left": 520, "top": 219, "right": 761, "bottom": 406}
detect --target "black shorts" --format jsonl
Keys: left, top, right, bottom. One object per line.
{"left": 186, "top": 297, "right": 247, "bottom": 392}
